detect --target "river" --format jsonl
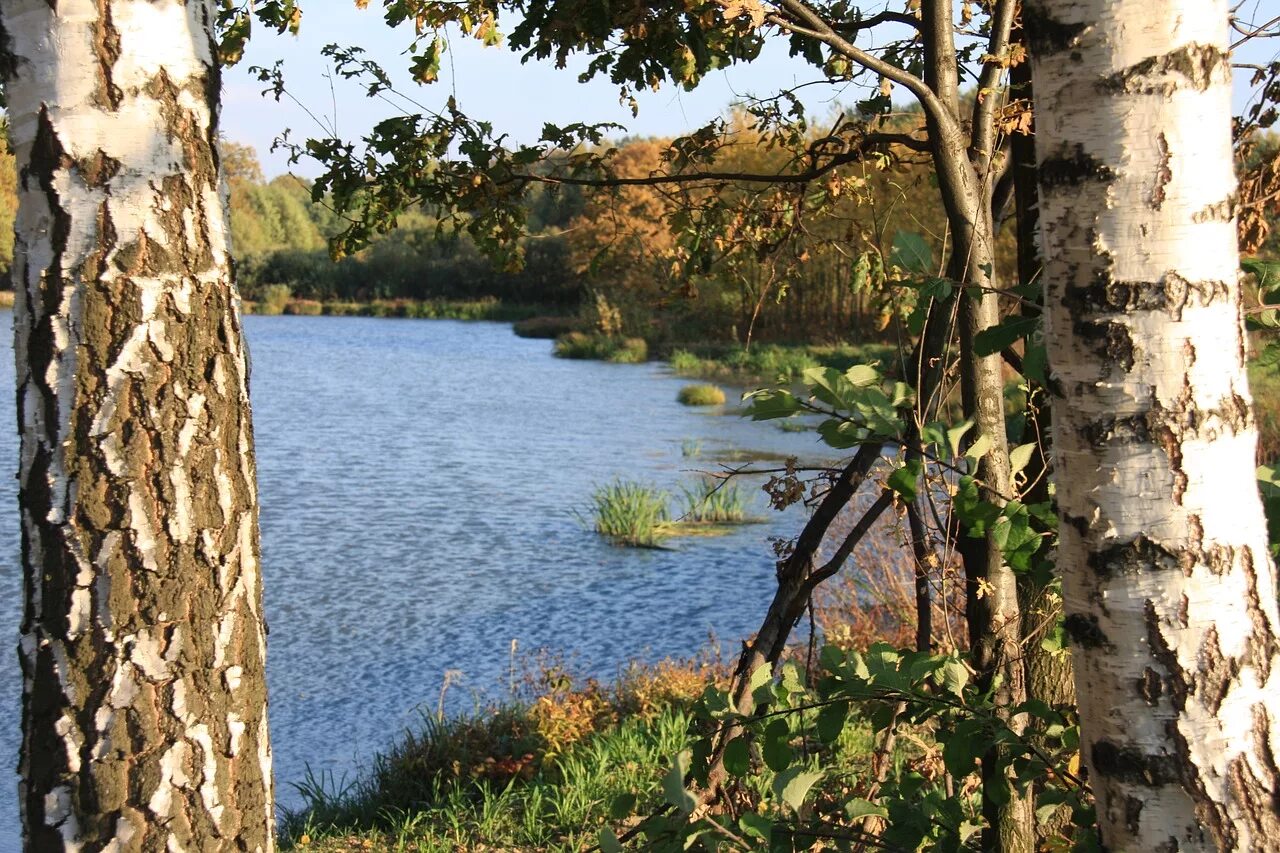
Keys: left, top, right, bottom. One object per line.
{"left": 0, "top": 314, "right": 832, "bottom": 846}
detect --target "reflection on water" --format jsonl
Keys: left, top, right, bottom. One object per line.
{"left": 0, "top": 314, "right": 830, "bottom": 842}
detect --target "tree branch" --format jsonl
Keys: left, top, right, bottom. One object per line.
{"left": 503, "top": 132, "right": 928, "bottom": 189}
{"left": 970, "top": 0, "right": 1018, "bottom": 175}
{"left": 765, "top": 0, "right": 962, "bottom": 141}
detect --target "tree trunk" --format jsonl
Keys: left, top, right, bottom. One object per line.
{"left": 1028, "top": 0, "right": 1280, "bottom": 847}
{"left": 2, "top": 1, "right": 276, "bottom": 848}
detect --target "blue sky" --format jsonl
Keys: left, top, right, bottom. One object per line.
{"left": 219, "top": 3, "right": 1280, "bottom": 179}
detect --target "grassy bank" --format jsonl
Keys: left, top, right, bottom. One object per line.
{"left": 281, "top": 659, "right": 727, "bottom": 851}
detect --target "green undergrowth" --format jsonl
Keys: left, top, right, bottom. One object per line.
{"left": 281, "top": 660, "right": 730, "bottom": 851}
{"left": 666, "top": 341, "right": 902, "bottom": 384}
{"left": 281, "top": 653, "right": 885, "bottom": 852}
{"left": 553, "top": 332, "right": 649, "bottom": 363}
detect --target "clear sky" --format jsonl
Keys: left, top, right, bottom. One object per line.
{"left": 219, "top": 3, "right": 1280, "bottom": 179}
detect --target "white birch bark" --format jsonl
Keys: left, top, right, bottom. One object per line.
{"left": 0, "top": 1, "right": 275, "bottom": 848}
{"left": 1027, "top": 0, "right": 1280, "bottom": 847}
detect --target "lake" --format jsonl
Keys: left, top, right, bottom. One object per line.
{"left": 0, "top": 314, "right": 832, "bottom": 846}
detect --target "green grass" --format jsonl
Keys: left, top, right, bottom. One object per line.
{"left": 554, "top": 332, "right": 649, "bottom": 363}
{"left": 282, "top": 701, "right": 697, "bottom": 852}
{"left": 587, "top": 480, "right": 670, "bottom": 547}
{"left": 678, "top": 478, "right": 752, "bottom": 524}
{"left": 666, "top": 341, "right": 901, "bottom": 383}
{"left": 676, "top": 384, "right": 726, "bottom": 406}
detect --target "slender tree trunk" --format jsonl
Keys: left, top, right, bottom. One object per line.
{"left": 1028, "top": 0, "right": 1280, "bottom": 847}
{"left": 2, "top": 1, "right": 275, "bottom": 848}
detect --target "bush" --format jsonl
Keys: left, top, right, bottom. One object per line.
{"left": 676, "top": 384, "right": 726, "bottom": 406}
{"left": 257, "top": 283, "right": 292, "bottom": 315}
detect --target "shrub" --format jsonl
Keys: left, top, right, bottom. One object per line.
{"left": 587, "top": 480, "right": 669, "bottom": 547}
{"left": 258, "top": 283, "right": 292, "bottom": 315}
{"left": 676, "top": 384, "right": 726, "bottom": 406}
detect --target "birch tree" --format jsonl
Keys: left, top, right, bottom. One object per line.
{"left": 0, "top": 1, "right": 275, "bottom": 848}
{"left": 1027, "top": 0, "right": 1280, "bottom": 846}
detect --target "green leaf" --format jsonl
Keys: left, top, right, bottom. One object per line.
{"left": 816, "top": 701, "right": 849, "bottom": 743}
{"left": 974, "top": 316, "right": 1038, "bottom": 357}
{"left": 610, "top": 792, "right": 637, "bottom": 820}
{"left": 844, "top": 798, "right": 889, "bottom": 819}
{"left": 599, "top": 827, "right": 624, "bottom": 853}
{"left": 890, "top": 231, "right": 933, "bottom": 275}
{"left": 762, "top": 720, "right": 793, "bottom": 772}
{"left": 845, "top": 364, "right": 881, "bottom": 387}
{"left": 1009, "top": 442, "right": 1037, "bottom": 476}
{"left": 920, "top": 276, "right": 953, "bottom": 300}
{"left": 739, "top": 812, "right": 772, "bottom": 840}
{"left": 748, "top": 662, "right": 773, "bottom": 695}
{"left": 965, "top": 433, "right": 993, "bottom": 466}
{"left": 745, "top": 389, "right": 801, "bottom": 421}
{"left": 773, "top": 766, "right": 824, "bottom": 813}
{"left": 1244, "top": 257, "right": 1280, "bottom": 294}
{"left": 887, "top": 458, "right": 923, "bottom": 502}
{"left": 939, "top": 659, "right": 971, "bottom": 697}
{"left": 723, "top": 736, "right": 751, "bottom": 777}
{"left": 662, "top": 751, "right": 696, "bottom": 813}
{"left": 947, "top": 419, "right": 974, "bottom": 459}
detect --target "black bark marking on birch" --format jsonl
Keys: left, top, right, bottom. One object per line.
{"left": 0, "top": 15, "right": 18, "bottom": 85}
{"left": 1064, "top": 612, "right": 1111, "bottom": 648}
{"left": 1074, "top": 319, "right": 1135, "bottom": 372}
{"left": 1146, "top": 599, "right": 1190, "bottom": 712}
{"left": 1194, "top": 193, "right": 1238, "bottom": 224}
{"left": 1194, "top": 625, "right": 1237, "bottom": 716}
{"left": 1088, "top": 535, "right": 1181, "bottom": 580}
{"left": 77, "top": 149, "right": 121, "bottom": 189}
{"left": 1021, "top": 4, "right": 1085, "bottom": 55}
{"left": 1091, "top": 739, "right": 1183, "bottom": 787}
{"left": 1138, "top": 668, "right": 1163, "bottom": 706}
{"left": 1152, "top": 133, "right": 1171, "bottom": 211}
{"left": 1228, "top": 705, "right": 1280, "bottom": 840}
{"left": 1242, "top": 547, "right": 1279, "bottom": 684}
{"left": 1096, "top": 44, "right": 1229, "bottom": 95}
{"left": 1062, "top": 271, "right": 1230, "bottom": 320}
{"left": 1123, "top": 794, "right": 1144, "bottom": 835}
{"left": 1168, "top": 719, "right": 1235, "bottom": 848}
{"left": 92, "top": 0, "right": 122, "bottom": 109}
{"left": 1039, "top": 143, "right": 1114, "bottom": 189}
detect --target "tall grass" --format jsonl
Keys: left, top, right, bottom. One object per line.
{"left": 679, "top": 477, "right": 752, "bottom": 524}
{"left": 257, "top": 283, "right": 292, "bottom": 315}
{"left": 588, "top": 480, "right": 669, "bottom": 547}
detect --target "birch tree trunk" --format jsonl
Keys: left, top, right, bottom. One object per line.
{"left": 1028, "top": 0, "right": 1280, "bottom": 846}
{"left": 1, "top": 1, "right": 275, "bottom": 848}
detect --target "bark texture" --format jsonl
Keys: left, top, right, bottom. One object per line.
{"left": 3, "top": 1, "right": 275, "bottom": 849}
{"left": 1028, "top": 0, "right": 1280, "bottom": 848}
